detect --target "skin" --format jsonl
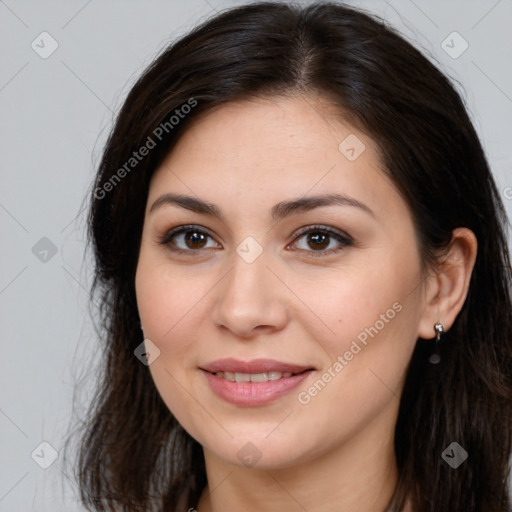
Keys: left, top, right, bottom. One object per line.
{"left": 135, "top": 94, "right": 477, "bottom": 512}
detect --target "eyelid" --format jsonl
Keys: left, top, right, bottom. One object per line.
{"left": 291, "top": 224, "right": 353, "bottom": 244}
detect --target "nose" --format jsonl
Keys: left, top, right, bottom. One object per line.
{"left": 212, "top": 252, "right": 289, "bottom": 339}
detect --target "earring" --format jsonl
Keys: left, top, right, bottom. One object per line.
{"left": 428, "top": 322, "right": 444, "bottom": 364}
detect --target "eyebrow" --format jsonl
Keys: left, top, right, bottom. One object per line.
{"left": 149, "top": 192, "right": 374, "bottom": 220}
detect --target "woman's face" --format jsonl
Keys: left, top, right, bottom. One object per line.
{"left": 135, "top": 94, "right": 430, "bottom": 470}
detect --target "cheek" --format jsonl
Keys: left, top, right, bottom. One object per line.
{"left": 290, "top": 258, "right": 424, "bottom": 434}
{"left": 135, "top": 250, "right": 208, "bottom": 349}
{"left": 135, "top": 257, "right": 208, "bottom": 438}
{"left": 294, "top": 252, "right": 421, "bottom": 358}
{"left": 290, "top": 280, "right": 420, "bottom": 451}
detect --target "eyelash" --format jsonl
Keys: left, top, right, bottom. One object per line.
{"left": 158, "top": 224, "right": 353, "bottom": 258}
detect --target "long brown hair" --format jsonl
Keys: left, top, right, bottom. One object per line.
{"left": 64, "top": 2, "right": 512, "bottom": 511}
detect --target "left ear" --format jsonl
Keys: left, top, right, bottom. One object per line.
{"left": 417, "top": 227, "right": 478, "bottom": 340}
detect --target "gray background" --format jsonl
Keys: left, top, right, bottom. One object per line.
{"left": 1, "top": 0, "right": 511, "bottom": 510}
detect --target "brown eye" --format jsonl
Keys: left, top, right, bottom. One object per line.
{"left": 291, "top": 226, "right": 353, "bottom": 257}
{"left": 160, "top": 225, "right": 220, "bottom": 253}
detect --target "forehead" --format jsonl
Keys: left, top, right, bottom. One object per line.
{"left": 160, "top": 94, "right": 371, "bottom": 165}
{"left": 148, "top": 94, "right": 402, "bottom": 222}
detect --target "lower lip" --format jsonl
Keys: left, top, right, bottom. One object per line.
{"left": 202, "top": 370, "right": 313, "bottom": 406}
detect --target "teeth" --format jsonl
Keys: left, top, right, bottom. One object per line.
{"left": 246, "top": 372, "right": 266, "bottom": 382}
{"left": 235, "top": 372, "right": 251, "bottom": 382}
{"left": 214, "top": 371, "right": 295, "bottom": 382}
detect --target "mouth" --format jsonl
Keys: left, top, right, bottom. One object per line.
{"left": 199, "top": 358, "right": 315, "bottom": 406}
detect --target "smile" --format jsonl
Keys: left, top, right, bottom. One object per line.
{"left": 199, "top": 359, "right": 314, "bottom": 406}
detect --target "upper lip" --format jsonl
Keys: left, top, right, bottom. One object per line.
{"left": 200, "top": 358, "right": 314, "bottom": 374}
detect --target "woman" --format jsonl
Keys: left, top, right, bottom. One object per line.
{"left": 72, "top": 2, "right": 512, "bottom": 511}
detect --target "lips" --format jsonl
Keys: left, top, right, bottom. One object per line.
{"left": 200, "top": 358, "right": 314, "bottom": 406}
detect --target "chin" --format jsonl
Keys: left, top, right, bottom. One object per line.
{"left": 199, "top": 428, "right": 321, "bottom": 471}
